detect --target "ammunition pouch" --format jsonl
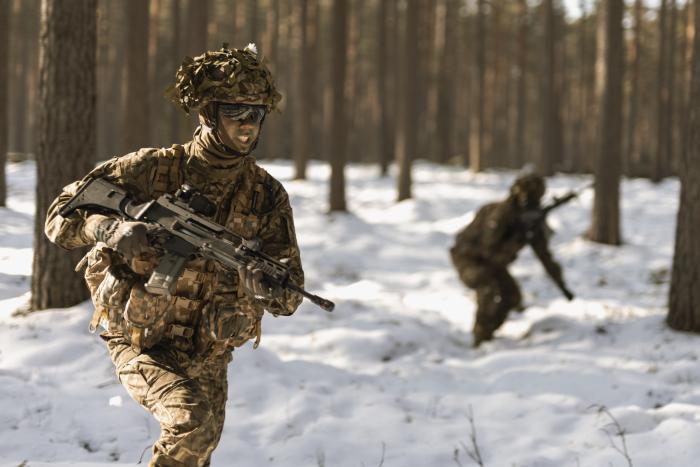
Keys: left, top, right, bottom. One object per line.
{"left": 196, "top": 301, "right": 263, "bottom": 357}
{"left": 80, "top": 246, "right": 177, "bottom": 354}
{"left": 122, "top": 284, "right": 174, "bottom": 354}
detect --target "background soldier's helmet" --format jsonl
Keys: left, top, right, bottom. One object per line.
{"left": 510, "top": 173, "right": 546, "bottom": 204}
{"left": 165, "top": 43, "right": 282, "bottom": 114}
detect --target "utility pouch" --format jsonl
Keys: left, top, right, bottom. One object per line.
{"left": 197, "top": 302, "right": 263, "bottom": 356}
{"left": 122, "top": 284, "right": 174, "bottom": 354}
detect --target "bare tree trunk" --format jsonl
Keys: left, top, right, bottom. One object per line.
{"left": 514, "top": 0, "right": 528, "bottom": 169}
{"left": 377, "top": 0, "right": 393, "bottom": 175}
{"left": 655, "top": 0, "right": 671, "bottom": 182}
{"left": 541, "top": 0, "right": 562, "bottom": 176}
{"left": 668, "top": 0, "right": 679, "bottom": 175}
{"left": 396, "top": 0, "right": 419, "bottom": 201}
{"left": 667, "top": 0, "right": 700, "bottom": 332}
{"left": 587, "top": 0, "right": 623, "bottom": 245}
{"left": 9, "top": 0, "right": 39, "bottom": 157}
{"left": 344, "top": 0, "right": 359, "bottom": 162}
{"left": 458, "top": 8, "right": 472, "bottom": 167}
{"left": 625, "top": 0, "right": 643, "bottom": 176}
{"left": 185, "top": 0, "right": 208, "bottom": 56}
{"left": 416, "top": 0, "right": 436, "bottom": 162}
{"left": 258, "top": 0, "right": 280, "bottom": 159}
{"left": 148, "top": 0, "right": 162, "bottom": 147}
{"left": 329, "top": 0, "right": 348, "bottom": 212}
{"left": 31, "top": 0, "right": 96, "bottom": 310}
{"left": 470, "top": 0, "right": 486, "bottom": 172}
{"left": 294, "top": 0, "right": 317, "bottom": 180}
{"left": 679, "top": 0, "right": 695, "bottom": 167}
{"left": 122, "top": 0, "right": 150, "bottom": 153}
{"left": 184, "top": 0, "right": 208, "bottom": 133}
{"left": 248, "top": 0, "right": 259, "bottom": 45}
{"left": 435, "top": 0, "right": 455, "bottom": 164}
{"left": 570, "top": 0, "right": 588, "bottom": 173}
{"left": 0, "top": 0, "right": 9, "bottom": 206}
{"left": 489, "top": 0, "right": 506, "bottom": 167}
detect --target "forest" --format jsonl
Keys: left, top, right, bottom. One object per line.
{"left": 0, "top": 0, "right": 700, "bottom": 466}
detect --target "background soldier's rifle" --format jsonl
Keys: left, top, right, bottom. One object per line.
{"left": 519, "top": 181, "right": 593, "bottom": 233}
{"left": 60, "top": 178, "right": 335, "bottom": 312}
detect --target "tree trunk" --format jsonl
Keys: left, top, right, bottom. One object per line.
{"left": 168, "top": 0, "right": 187, "bottom": 143}
{"left": 9, "top": 0, "right": 38, "bottom": 157}
{"left": 258, "top": 0, "right": 280, "bottom": 159}
{"left": 514, "top": 0, "right": 528, "bottom": 169}
{"left": 435, "top": 0, "right": 455, "bottom": 164}
{"left": 294, "top": 0, "right": 316, "bottom": 180}
{"left": 668, "top": 0, "right": 679, "bottom": 175}
{"left": 416, "top": 0, "right": 436, "bottom": 162}
{"left": 185, "top": 0, "right": 208, "bottom": 132}
{"left": 345, "top": 0, "right": 359, "bottom": 162}
{"left": 396, "top": 0, "right": 419, "bottom": 201}
{"left": 329, "top": 0, "right": 348, "bottom": 212}
{"left": 678, "top": 0, "right": 694, "bottom": 169}
{"left": 377, "top": 0, "right": 393, "bottom": 175}
{"left": 122, "top": 0, "right": 150, "bottom": 153}
{"left": 186, "top": 0, "right": 208, "bottom": 56}
{"left": 541, "top": 0, "right": 561, "bottom": 176}
{"left": 31, "top": 0, "right": 96, "bottom": 311}
{"left": 470, "top": 0, "right": 486, "bottom": 173}
{"left": 587, "top": 0, "right": 623, "bottom": 245}
{"left": 625, "top": 0, "right": 643, "bottom": 176}
{"left": 0, "top": 0, "right": 9, "bottom": 206}
{"left": 654, "top": 0, "right": 671, "bottom": 182}
{"left": 248, "top": 0, "right": 259, "bottom": 46}
{"left": 667, "top": 0, "right": 700, "bottom": 332}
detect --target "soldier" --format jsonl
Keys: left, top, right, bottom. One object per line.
{"left": 45, "top": 44, "right": 304, "bottom": 466}
{"left": 450, "top": 173, "right": 574, "bottom": 347}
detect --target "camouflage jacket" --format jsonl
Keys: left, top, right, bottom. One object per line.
{"left": 46, "top": 134, "right": 304, "bottom": 359}
{"left": 451, "top": 196, "right": 565, "bottom": 285}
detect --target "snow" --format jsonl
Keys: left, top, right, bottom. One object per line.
{"left": 0, "top": 159, "right": 695, "bottom": 467}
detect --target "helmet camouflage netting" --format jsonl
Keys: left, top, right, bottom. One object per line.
{"left": 165, "top": 43, "right": 282, "bottom": 114}
{"left": 510, "top": 173, "right": 546, "bottom": 199}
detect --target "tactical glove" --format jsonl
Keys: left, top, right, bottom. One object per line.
{"left": 237, "top": 263, "right": 282, "bottom": 300}
{"left": 96, "top": 219, "right": 152, "bottom": 261}
{"left": 562, "top": 287, "right": 575, "bottom": 301}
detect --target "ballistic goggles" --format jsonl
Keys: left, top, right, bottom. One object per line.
{"left": 219, "top": 103, "right": 267, "bottom": 124}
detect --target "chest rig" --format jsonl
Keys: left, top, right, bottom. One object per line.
{"left": 153, "top": 144, "right": 276, "bottom": 359}
{"left": 84, "top": 144, "right": 276, "bottom": 361}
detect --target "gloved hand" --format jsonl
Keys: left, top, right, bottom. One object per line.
{"left": 237, "top": 263, "right": 281, "bottom": 300}
{"left": 97, "top": 219, "right": 152, "bottom": 262}
{"left": 562, "top": 287, "right": 575, "bottom": 301}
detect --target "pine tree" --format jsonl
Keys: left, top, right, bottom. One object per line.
{"left": 31, "top": 0, "right": 96, "bottom": 310}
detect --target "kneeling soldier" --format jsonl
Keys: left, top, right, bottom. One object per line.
{"left": 450, "top": 173, "right": 574, "bottom": 347}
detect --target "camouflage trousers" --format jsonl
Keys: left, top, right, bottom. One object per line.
{"left": 105, "top": 336, "right": 229, "bottom": 467}
{"left": 453, "top": 258, "right": 522, "bottom": 347}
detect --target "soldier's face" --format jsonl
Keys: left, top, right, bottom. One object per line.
{"left": 217, "top": 103, "right": 265, "bottom": 154}
{"left": 516, "top": 191, "right": 541, "bottom": 209}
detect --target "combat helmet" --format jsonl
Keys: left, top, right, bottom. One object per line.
{"left": 165, "top": 43, "right": 282, "bottom": 114}
{"left": 510, "top": 173, "right": 546, "bottom": 207}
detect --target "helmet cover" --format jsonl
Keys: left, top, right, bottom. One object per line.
{"left": 165, "top": 43, "right": 282, "bottom": 114}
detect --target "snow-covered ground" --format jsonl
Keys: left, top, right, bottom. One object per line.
{"left": 0, "top": 159, "right": 695, "bottom": 467}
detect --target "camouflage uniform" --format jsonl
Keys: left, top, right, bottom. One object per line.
{"left": 450, "top": 174, "right": 571, "bottom": 347}
{"left": 45, "top": 45, "right": 302, "bottom": 467}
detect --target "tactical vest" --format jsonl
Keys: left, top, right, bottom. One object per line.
{"left": 82, "top": 144, "right": 276, "bottom": 360}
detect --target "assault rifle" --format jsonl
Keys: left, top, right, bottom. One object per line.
{"left": 519, "top": 181, "right": 593, "bottom": 233}
{"left": 59, "top": 178, "right": 335, "bottom": 312}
